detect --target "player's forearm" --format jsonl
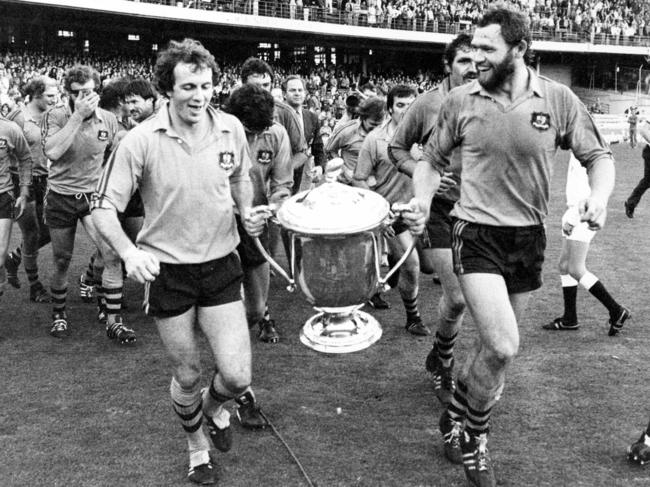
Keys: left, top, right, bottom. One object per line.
{"left": 413, "top": 161, "right": 441, "bottom": 214}
{"left": 231, "top": 179, "right": 254, "bottom": 212}
{"left": 92, "top": 207, "right": 135, "bottom": 258}
{"left": 43, "top": 112, "right": 84, "bottom": 161}
{"left": 587, "top": 157, "right": 615, "bottom": 203}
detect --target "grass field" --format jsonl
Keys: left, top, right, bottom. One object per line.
{"left": 1, "top": 143, "right": 649, "bottom": 487}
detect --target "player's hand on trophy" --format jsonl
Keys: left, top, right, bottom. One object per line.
{"left": 243, "top": 205, "right": 273, "bottom": 237}
{"left": 579, "top": 196, "right": 607, "bottom": 231}
{"left": 123, "top": 246, "right": 160, "bottom": 284}
{"left": 400, "top": 198, "right": 427, "bottom": 236}
{"left": 437, "top": 171, "right": 456, "bottom": 194}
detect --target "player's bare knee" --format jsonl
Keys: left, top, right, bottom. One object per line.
{"left": 172, "top": 363, "right": 202, "bottom": 389}
{"left": 52, "top": 253, "right": 73, "bottom": 272}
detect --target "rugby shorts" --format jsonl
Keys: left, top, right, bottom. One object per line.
{"left": 0, "top": 191, "right": 14, "bottom": 219}
{"left": 235, "top": 215, "right": 269, "bottom": 269}
{"left": 44, "top": 190, "right": 92, "bottom": 228}
{"left": 451, "top": 219, "right": 546, "bottom": 294}
{"left": 422, "top": 197, "right": 455, "bottom": 249}
{"left": 146, "top": 252, "right": 243, "bottom": 318}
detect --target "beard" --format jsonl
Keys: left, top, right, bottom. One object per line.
{"left": 478, "top": 50, "right": 515, "bottom": 91}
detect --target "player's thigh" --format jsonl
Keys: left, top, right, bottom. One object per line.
{"left": 197, "top": 301, "right": 252, "bottom": 382}
{"left": 459, "top": 273, "right": 519, "bottom": 356}
{"left": 155, "top": 307, "right": 202, "bottom": 378}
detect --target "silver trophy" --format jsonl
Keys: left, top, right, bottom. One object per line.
{"left": 255, "top": 160, "right": 414, "bottom": 353}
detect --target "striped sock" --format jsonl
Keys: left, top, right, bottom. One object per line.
{"left": 51, "top": 286, "right": 67, "bottom": 315}
{"left": 402, "top": 295, "right": 420, "bottom": 322}
{"left": 203, "top": 373, "right": 234, "bottom": 428}
{"left": 103, "top": 286, "right": 123, "bottom": 321}
{"left": 170, "top": 377, "right": 211, "bottom": 467}
{"left": 448, "top": 379, "right": 469, "bottom": 423}
{"left": 83, "top": 256, "right": 95, "bottom": 285}
{"left": 465, "top": 402, "right": 493, "bottom": 438}
{"left": 435, "top": 331, "right": 458, "bottom": 369}
{"left": 23, "top": 252, "right": 39, "bottom": 287}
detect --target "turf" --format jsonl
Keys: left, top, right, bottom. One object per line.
{"left": 1, "top": 143, "right": 649, "bottom": 487}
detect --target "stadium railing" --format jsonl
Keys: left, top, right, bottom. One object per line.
{"left": 128, "top": 0, "right": 650, "bottom": 47}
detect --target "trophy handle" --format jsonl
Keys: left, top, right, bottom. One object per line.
{"left": 253, "top": 237, "right": 296, "bottom": 292}
{"left": 373, "top": 202, "right": 418, "bottom": 291}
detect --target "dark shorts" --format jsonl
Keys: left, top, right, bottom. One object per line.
{"left": 422, "top": 197, "right": 455, "bottom": 249}
{"left": 235, "top": 215, "right": 269, "bottom": 269}
{"left": 119, "top": 189, "right": 145, "bottom": 219}
{"left": 391, "top": 219, "right": 409, "bottom": 236}
{"left": 0, "top": 191, "right": 14, "bottom": 219}
{"left": 44, "top": 190, "right": 92, "bottom": 229}
{"left": 451, "top": 219, "right": 546, "bottom": 294}
{"left": 147, "top": 252, "right": 244, "bottom": 318}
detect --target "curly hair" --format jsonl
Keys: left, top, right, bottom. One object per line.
{"left": 240, "top": 57, "right": 274, "bottom": 84}
{"left": 22, "top": 76, "right": 57, "bottom": 100}
{"left": 224, "top": 84, "right": 274, "bottom": 134}
{"left": 154, "top": 38, "right": 220, "bottom": 94}
{"left": 477, "top": 6, "right": 532, "bottom": 56}
{"left": 443, "top": 33, "right": 473, "bottom": 68}
{"left": 357, "top": 96, "right": 386, "bottom": 121}
{"left": 63, "top": 65, "right": 100, "bottom": 93}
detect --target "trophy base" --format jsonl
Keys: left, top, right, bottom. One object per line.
{"left": 299, "top": 309, "right": 382, "bottom": 353}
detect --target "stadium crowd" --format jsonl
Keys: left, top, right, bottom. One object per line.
{"left": 149, "top": 0, "right": 650, "bottom": 44}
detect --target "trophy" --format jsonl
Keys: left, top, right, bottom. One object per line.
{"left": 254, "top": 160, "right": 415, "bottom": 353}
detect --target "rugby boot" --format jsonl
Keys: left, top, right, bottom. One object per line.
{"left": 439, "top": 410, "right": 463, "bottom": 465}
{"left": 50, "top": 312, "right": 69, "bottom": 338}
{"left": 187, "top": 462, "right": 217, "bottom": 485}
{"left": 257, "top": 317, "right": 279, "bottom": 343}
{"left": 5, "top": 251, "right": 20, "bottom": 289}
{"left": 425, "top": 343, "right": 455, "bottom": 405}
{"left": 106, "top": 315, "right": 136, "bottom": 344}
{"left": 367, "top": 292, "right": 390, "bottom": 309}
{"left": 235, "top": 391, "right": 268, "bottom": 429}
{"left": 628, "top": 431, "right": 650, "bottom": 465}
{"left": 542, "top": 317, "right": 579, "bottom": 331}
{"left": 608, "top": 306, "right": 631, "bottom": 336}
{"left": 405, "top": 316, "right": 431, "bottom": 336}
{"left": 461, "top": 431, "right": 496, "bottom": 487}
{"left": 29, "top": 281, "right": 51, "bottom": 303}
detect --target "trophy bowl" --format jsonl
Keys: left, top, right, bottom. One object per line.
{"left": 256, "top": 176, "right": 414, "bottom": 353}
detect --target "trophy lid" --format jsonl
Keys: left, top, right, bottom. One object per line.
{"left": 277, "top": 181, "right": 390, "bottom": 235}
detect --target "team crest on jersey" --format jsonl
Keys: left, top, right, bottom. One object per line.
{"left": 257, "top": 150, "right": 272, "bottom": 165}
{"left": 219, "top": 151, "right": 235, "bottom": 171}
{"left": 0, "top": 138, "right": 7, "bottom": 149}
{"left": 97, "top": 130, "right": 109, "bottom": 141}
{"left": 531, "top": 112, "right": 551, "bottom": 130}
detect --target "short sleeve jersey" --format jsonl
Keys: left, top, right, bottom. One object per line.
{"left": 93, "top": 104, "right": 251, "bottom": 265}
{"left": 388, "top": 80, "right": 461, "bottom": 203}
{"left": 21, "top": 108, "right": 49, "bottom": 177}
{"left": 42, "top": 105, "right": 118, "bottom": 194}
{"left": 0, "top": 117, "right": 31, "bottom": 194}
{"left": 355, "top": 120, "right": 412, "bottom": 205}
{"left": 324, "top": 119, "right": 367, "bottom": 184}
{"left": 422, "top": 68, "right": 612, "bottom": 227}
{"left": 246, "top": 121, "right": 293, "bottom": 207}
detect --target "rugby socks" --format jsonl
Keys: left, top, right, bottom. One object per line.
{"left": 263, "top": 305, "right": 271, "bottom": 322}
{"left": 103, "top": 286, "right": 123, "bottom": 322}
{"left": 560, "top": 274, "right": 578, "bottom": 323}
{"left": 434, "top": 331, "right": 458, "bottom": 369}
{"left": 10, "top": 247, "right": 22, "bottom": 266}
{"left": 579, "top": 272, "right": 623, "bottom": 319}
{"left": 464, "top": 402, "right": 493, "bottom": 438}
{"left": 402, "top": 294, "right": 420, "bottom": 323}
{"left": 447, "top": 379, "right": 469, "bottom": 423}
{"left": 51, "top": 286, "right": 67, "bottom": 315}
{"left": 22, "top": 252, "right": 40, "bottom": 289}
{"left": 83, "top": 255, "right": 95, "bottom": 286}
{"left": 170, "top": 377, "right": 211, "bottom": 468}
{"left": 203, "top": 374, "right": 233, "bottom": 429}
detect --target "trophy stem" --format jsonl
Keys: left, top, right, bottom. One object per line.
{"left": 299, "top": 308, "right": 383, "bottom": 354}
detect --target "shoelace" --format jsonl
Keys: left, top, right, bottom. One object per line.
{"left": 52, "top": 320, "right": 67, "bottom": 331}
{"left": 444, "top": 420, "right": 462, "bottom": 446}
{"left": 476, "top": 434, "right": 490, "bottom": 472}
